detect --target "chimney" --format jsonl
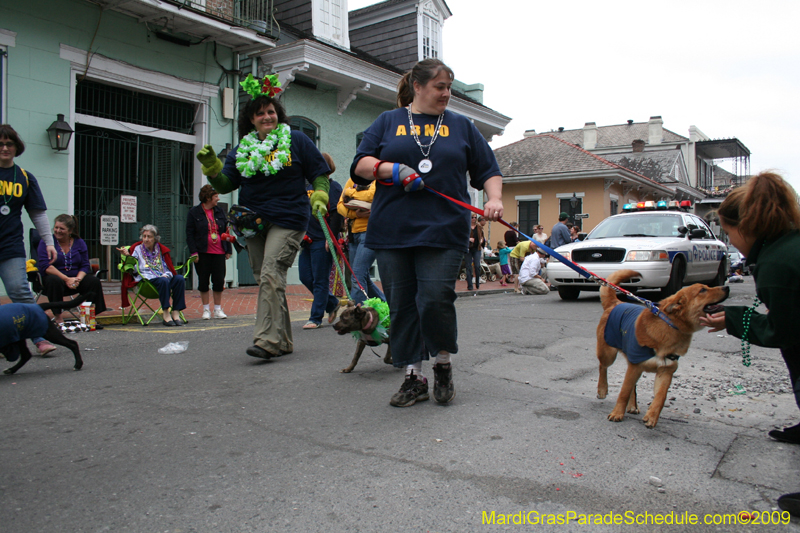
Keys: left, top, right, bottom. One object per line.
{"left": 648, "top": 116, "right": 663, "bottom": 145}
{"left": 523, "top": 129, "right": 537, "bottom": 137}
{"left": 632, "top": 139, "right": 645, "bottom": 153}
{"left": 558, "top": 127, "right": 564, "bottom": 132}
{"left": 583, "top": 122, "right": 597, "bottom": 150}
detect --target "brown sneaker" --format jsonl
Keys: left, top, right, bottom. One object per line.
{"left": 433, "top": 363, "right": 455, "bottom": 404}
{"left": 389, "top": 372, "right": 429, "bottom": 407}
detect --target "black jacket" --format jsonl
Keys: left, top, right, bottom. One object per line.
{"left": 186, "top": 204, "right": 232, "bottom": 255}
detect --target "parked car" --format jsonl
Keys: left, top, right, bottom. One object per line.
{"left": 728, "top": 246, "right": 747, "bottom": 275}
{"left": 548, "top": 202, "right": 729, "bottom": 301}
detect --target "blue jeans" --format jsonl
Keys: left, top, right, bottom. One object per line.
{"left": 148, "top": 275, "right": 186, "bottom": 311}
{"left": 298, "top": 240, "right": 339, "bottom": 324}
{"left": 465, "top": 248, "right": 482, "bottom": 289}
{"left": 349, "top": 232, "right": 385, "bottom": 305}
{"left": 375, "top": 247, "right": 462, "bottom": 367}
{"left": 0, "top": 256, "right": 45, "bottom": 344}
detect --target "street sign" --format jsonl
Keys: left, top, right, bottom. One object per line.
{"left": 120, "top": 195, "right": 137, "bottom": 223}
{"left": 100, "top": 215, "right": 119, "bottom": 245}
{"left": 575, "top": 213, "right": 590, "bottom": 219}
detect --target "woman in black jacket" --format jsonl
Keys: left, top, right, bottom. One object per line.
{"left": 186, "top": 185, "right": 232, "bottom": 319}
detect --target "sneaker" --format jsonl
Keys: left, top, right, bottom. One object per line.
{"left": 202, "top": 309, "right": 211, "bottom": 320}
{"left": 389, "top": 372, "right": 429, "bottom": 407}
{"left": 768, "top": 423, "right": 800, "bottom": 445}
{"left": 433, "top": 363, "right": 456, "bottom": 403}
{"left": 36, "top": 341, "right": 57, "bottom": 356}
{"left": 778, "top": 492, "right": 800, "bottom": 518}
{"left": 214, "top": 308, "right": 227, "bottom": 319}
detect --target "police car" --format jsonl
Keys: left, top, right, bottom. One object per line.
{"left": 548, "top": 201, "right": 728, "bottom": 301}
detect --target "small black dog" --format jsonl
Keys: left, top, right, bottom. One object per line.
{"left": 1, "top": 296, "right": 87, "bottom": 375}
{"left": 332, "top": 300, "right": 392, "bottom": 373}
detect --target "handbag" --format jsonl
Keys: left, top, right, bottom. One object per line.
{"left": 228, "top": 205, "right": 267, "bottom": 238}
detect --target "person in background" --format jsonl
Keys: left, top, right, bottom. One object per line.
{"left": 350, "top": 58, "right": 503, "bottom": 407}
{"left": 299, "top": 153, "right": 343, "bottom": 329}
{"left": 195, "top": 74, "right": 331, "bottom": 359}
{"left": 570, "top": 223, "right": 582, "bottom": 242}
{"left": 337, "top": 172, "right": 385, "bottom": 305}
{"left": 509, "top": 239, "right": 535, "bottom": 293}
{"left": 0, "top": 124, "right": 58, "bottom": 355}
{"left": 186, "top": 184, "right": 232, "bottom": 320}
{"left": 504, "top": 221, "right": 519, "bottom": 248}
{"left": 496, "top": 240, "right": 512, "bottom": 286}
{"left": 699, "top": 171, "right": 800, "bottom": 517}
{"left": 532, "top": 224, "right": 548, "bottom": 244}
{"left": 465, "top": 213, "right": 484, "bottom": 291}
{"left": 38, "top": 214, "right": 107, "bottom": 325}
{"left": 550, "top": 212, "right": 572, "bottom": 249}
{"left": 518, "top": 244, "right": 550, "bottom": 295}
{"left": 118, "top": 225, "right": 186, "bottom": 326}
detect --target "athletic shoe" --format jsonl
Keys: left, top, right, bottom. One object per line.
{"left": 390, "top": 372, "right": 429, "bottom": 407}
{"left": 768, "top": 423, "right": 800, "bottom": 445}
{"left": 433, "top": 362, "right": 455, "bottom": 403}
{"left": 36, "top": 341, "right": 56, "bottom": 356}
{"left": 778, "top": 493, "right": 800, "bottom": 518}
{"left": 202, "top": 309, "right": 211, "bottom": 320}
{"left": 214, "top": 308, "right": 227, "bottom": 319}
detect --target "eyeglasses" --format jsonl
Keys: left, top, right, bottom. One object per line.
{"left": 0, "top": 142, "right": 16, "bottom": 149}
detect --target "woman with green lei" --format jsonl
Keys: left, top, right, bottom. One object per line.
{"left": 700, "top": 171, "right": 800, "bottom": 516}
{"left": 195, "top": 75, "right": 331, "bottom": 360}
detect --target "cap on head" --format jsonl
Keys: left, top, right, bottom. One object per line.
{"left": 559, "top": 212, "right": 570, "bottom": 221}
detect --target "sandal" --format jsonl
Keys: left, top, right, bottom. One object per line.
{"left": 303, "top": 321, "right": 322, "bottom": 329}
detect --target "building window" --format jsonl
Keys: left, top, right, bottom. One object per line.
{"left": 0, "top": 46, "right": 5, "bottom": 123}
{"left": 289, "top": 116, "right": 319, "bottom": 147}
{"left": 560, "top": 197, "right": 582, "bottom": 225}
{"left": 313, "top": 0, "right": 348, "bottom": 49}
{"left": 422, "top": 15, "right": 439, "bottom": 59}
{"left": 610, "top": 198, "right": 618, "bottom": 215}
{"left": 518, "top": 200, "right": 539, "bottom": 236}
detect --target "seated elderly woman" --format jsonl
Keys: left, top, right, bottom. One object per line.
{"left": 118, "top": 224, "right": 186, "bottom": 326}
{"left": 38, "top": 214, "right": 107, "bottom": 325}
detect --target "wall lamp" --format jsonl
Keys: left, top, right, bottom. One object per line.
{"left": 47, "top": 114, "right": 74, "bottom": 151}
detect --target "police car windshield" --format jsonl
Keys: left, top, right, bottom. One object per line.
{"left": 587, "top": 214, "right": 683, "bottom": 239}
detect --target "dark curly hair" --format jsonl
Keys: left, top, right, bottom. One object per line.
{"left": 237, "top": 96, "right": 289, "bottom": 140}
{"left": 199, "top": 184, "right": 217, "bottom": 204}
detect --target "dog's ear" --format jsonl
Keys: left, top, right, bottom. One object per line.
{"left": 663, "top": 295, "right": 686, "bottom": 314}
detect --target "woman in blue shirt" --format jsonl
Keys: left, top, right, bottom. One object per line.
{"left": 350, "top": 59, "right": 503, "bottom": 407}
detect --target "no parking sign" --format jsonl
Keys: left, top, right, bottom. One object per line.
{"left": 100, "top": 215, "right": 119, "bottom": 246}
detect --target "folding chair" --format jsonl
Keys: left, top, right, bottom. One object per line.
{"left": 119, "top": 255, "right": 192, "bottom": 326}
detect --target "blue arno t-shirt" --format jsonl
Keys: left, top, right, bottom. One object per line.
{"left": 603, "top": 303, "right": 656, "bottom": 364}
{"left": 222, "top": 129, "right": 331, "bottom": 232}
{"left": 0, "top": 165, "right": 48, "bottom": 262}
{"left": 0, "top": 303, "right": 51, "bottom": 346}
{"left": 350, "top": 108, "right": 501, "bottom": 252}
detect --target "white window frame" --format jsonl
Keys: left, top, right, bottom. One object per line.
{"left": 312, "top": 0, "right": 349, "bottom": 50}
{"left": 418, "top": 3, "right": 442, "bottom": 61}
{"left": 0, "top": 29, "right": 16, "bottom": 123}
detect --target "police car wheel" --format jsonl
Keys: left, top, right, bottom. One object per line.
{"left": 557, "top": 286, "right": 580, "bottom": 301}
{"left": 661, "top": 258, "right": 685, "bottom": 298}
{"left": 707, "top": 261, "right": 726, "bottom": 288}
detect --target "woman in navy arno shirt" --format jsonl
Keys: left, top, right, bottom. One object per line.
{"left": 0, "top": 124, "right": 58, "bottom": 354}
{"left": 351, "top": 58, "right": 504, "bottom": 408}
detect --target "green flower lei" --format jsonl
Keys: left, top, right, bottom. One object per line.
{"left": 235, "top": 123, "right": 292, "bottom": 178}
{"left": 351, "top": 297, "right": 391, "bottom": 346}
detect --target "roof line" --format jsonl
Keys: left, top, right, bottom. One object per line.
{"left": 537, "top": 134, "right": 666, "bottom": 189}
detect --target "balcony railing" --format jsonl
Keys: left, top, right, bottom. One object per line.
{"left": 171, "top": 0, "right": 278, "bottom": 38}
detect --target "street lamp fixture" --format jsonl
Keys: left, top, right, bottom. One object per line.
{"left": 569, "top": 193, "right": 579, "bottom": 210}
{"left": 46, "top": 114, "right": 74, "bottom": 151}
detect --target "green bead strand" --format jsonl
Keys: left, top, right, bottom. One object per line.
{"left": 741, "top": 296, "right": 761, "bottom": 367}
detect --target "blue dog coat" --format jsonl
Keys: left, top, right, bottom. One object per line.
{"left": 604, "top": 303, "right": 656, "bottom": 364}
{"left": 1, "top": 304, "right": 51, "bottom": 362}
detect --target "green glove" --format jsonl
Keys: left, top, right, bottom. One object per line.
{"left": 196, "top": 144, "right": 223, "bottom": 177}
{"left": 310, "top": 190, "right": 329, "bottom": 216}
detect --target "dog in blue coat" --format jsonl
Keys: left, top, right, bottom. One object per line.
{"left": 1, "top": 296, "right": 86, "bottom": 375}
{"left": 596, "top": 270, "right": 728, "bottom": 428}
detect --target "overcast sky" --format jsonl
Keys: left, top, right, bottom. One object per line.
{"left": 348, "top": 0, "right": 800, "bottom": 194}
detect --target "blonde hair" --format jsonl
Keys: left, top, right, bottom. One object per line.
{"left": 717, "top": 171, "right": 800, "bottom": 241}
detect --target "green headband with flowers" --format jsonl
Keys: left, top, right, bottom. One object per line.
{"left": 240, "top": 73, "right": 283, "bottom": 100}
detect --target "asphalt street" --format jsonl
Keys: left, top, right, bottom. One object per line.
{"left": 1, "top": 277, "right": 799, "bottom": 532}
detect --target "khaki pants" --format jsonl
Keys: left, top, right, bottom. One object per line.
{"left": 245, "top": 224, "right": 305, "bottom": 355}
{"left": 521, "top": 277, "right": 549, "bottom": 295}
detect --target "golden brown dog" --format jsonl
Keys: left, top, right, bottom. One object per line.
{"left": 596, "top": 269, "right": 728, "bottom": 428}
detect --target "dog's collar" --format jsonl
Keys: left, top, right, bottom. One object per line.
{"left": 665, "top": 354, "right": 680, "bottom": 361}
{"left": 649, "top": 303, "right": 679, "bottom": 330}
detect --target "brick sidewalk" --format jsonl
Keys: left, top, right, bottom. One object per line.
{"left": 1, "top": 279, "right": 514, "bottom": 323}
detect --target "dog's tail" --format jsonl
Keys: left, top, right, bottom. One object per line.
{"left": 600, "top": 269, "right": 642, "bottom": 311}
{"left": 38, "top": 295, "right": 88, "bottom": 313}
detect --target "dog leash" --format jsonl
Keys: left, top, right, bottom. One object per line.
{"left": 419, "top": 185, "right": 679, "bottom": 330}
{"left": 316, "top": 211, "right": 369, "bottom": 302}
